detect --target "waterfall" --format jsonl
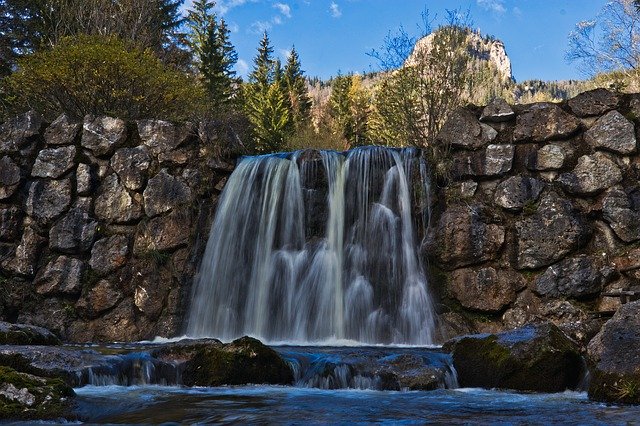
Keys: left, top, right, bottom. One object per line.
{"left": 187, "top": 146, "right": 436, "bottom": 345}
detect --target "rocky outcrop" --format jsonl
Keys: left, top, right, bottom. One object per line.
{"left": 445, "top": 323, "right": 583, "bottom": 392}
{"left": 0, "top": 112, "right": 235, "bottom": 342}
{"left": 588, "top": 301, "right": 640, "bottom": 404}
{"left": 0, "top": 322, "right": 60, "bottom": 346}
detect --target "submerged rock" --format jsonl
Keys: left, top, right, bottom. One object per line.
{"left": 588, "top": 301, "right": 640, "bottom": 404}
{"left": 445, "top": 323, "right": 583, "bottom": 392}
{"left": 153, "top": 337, "right": 294, "bottom": 387}
{"left": 0, "top": 322, "right": 60, "bottom": 346}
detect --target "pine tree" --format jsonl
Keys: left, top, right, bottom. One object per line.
{"left": 186, "top": 1, "right": 238, "bottom": 113}
{"left": 249, "top": 32, "right": 274, "bottom": 88}
{"left": 284, "top": 47, "right": 312, "bottom": 128}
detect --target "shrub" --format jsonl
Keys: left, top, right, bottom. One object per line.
{"left": 5, "top": 35, "right": 206, "bottom": 121}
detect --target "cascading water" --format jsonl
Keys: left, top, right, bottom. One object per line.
{"left": 187, "top": 146, "right": 435, "bottom": 345}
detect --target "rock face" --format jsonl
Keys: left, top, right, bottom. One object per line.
{"left": 568, "top": 88, "right": 619, "bottom": 117}
{"left": 493, "top": 176, "right": 544, "bottom": 211}
{"left": 584, "top": 110, "right": 636, "bottom": 154}
{"left": 94, "top": 174, "right": 142, "bottom": 223}
{"left": 81, "top": 116, "right": 127, "bottom": 157}
{"left": 143, "top": 170, "right": 192, "bottom": 217}
{"left": 432, "top": 205, "right": 504, "bottom": 270}
{"left": 26, "top": 179, "right": 72, "bottom": 225}
{"left": 534, "top": 255, "right": 605, "bottom": 299}
{"left": 515, "top": 193, "right": 589, "bottom": 269}
{"left": 0, "top": 111, "right": 232, "bottom": 342}
{"left": 436, "top": 108, "right": 495, "bottom": 150}
{"left": 558, "top": 153, "right": 622, "bottom": 196}
{"left": 152, "top": 337, "right": 294, "bottom": 387}
{"left": 588, "top": 301, "right": 640, "bottom": 404}
{"left": 513, "top": 105, "right": 581, "bottom": 142}
{"left": 602, "top": 187, "right": 640, "bottom": 242}
{"left": 445, "top": 323, "right": 583, "bottom": 392}
{"left": 449, "top": 267, "right": 523, "bottom": 313}
{"left": 0, "top": 156, "right": 21, "bottom": 200}
{"left": 426, "top": 89, "right": 640, "bottom": 353}
{"left": 31, "top": 146, "right": 77, "bottom": 178}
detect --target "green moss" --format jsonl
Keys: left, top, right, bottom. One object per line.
{"left": 142, "top": 250, "right": 172, "bottom": 267}
{"left": 0, "top": 366, "right": 74, "bottom": 420}
{"left": 522, "top": 199, "right": 539, "bottom": 216}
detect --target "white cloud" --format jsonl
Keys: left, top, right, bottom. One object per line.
{"left": 329, "top": 2, "right": 342, "bottom": 18}
{"left": 512, "top": 6, "right": 523, "bottom": 17}
{"left": 250, "top": 20, "right": 273, "bottom": 34}
{"left": 215, "top": 0, "right": 259, "bottom": 15}
{"left": 477, "top": 0, "right": 506, "bottom": 15}
{"left": 273, "top": 2, "right": 292, "bottom": 18}
{"left": 279, "top": 48, "right": 292, "bottom": 59}
{"left": 228, "top": 22, "right": 240, "bottom": 33}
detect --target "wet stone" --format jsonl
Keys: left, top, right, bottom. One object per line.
{"left": 34, "top": 256, "right": 84, "bottom": 296}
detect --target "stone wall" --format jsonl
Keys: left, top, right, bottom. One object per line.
{"left": 431, "top": 89, "right": 640, "bottom": 346}
{"left": 0, "top": 111, "right": 234, "bottom": 342}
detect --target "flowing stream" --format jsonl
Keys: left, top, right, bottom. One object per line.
{"left": 188, "top": 147, "right": 435, "bottom": 345}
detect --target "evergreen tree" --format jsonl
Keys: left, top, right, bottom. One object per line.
{"left": 244, "top": 32, "right": 291, "bottom": 152}
{"left": 186, "top": 0, "right": 238, "bottom": 113}
{"left": 328, "top": 74, "right": 370, "bottom": 147}
{"left": 284, "top": 47, "right": 312, "bottom": 128}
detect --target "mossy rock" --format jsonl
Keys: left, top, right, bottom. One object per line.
{"left": 445, "top": 323, "right": 583, "bottom": 392}
{"left": 0, "top": 366, "right": 74, "bottom": 420}
{"left": 0, "top": 322, "right": 61, "bottom": 346}
{"left": 179, "top": 336, "right": 294, "bottom": 387}
{"left": 587, "top": 301, "right": 640, "bottom": 404}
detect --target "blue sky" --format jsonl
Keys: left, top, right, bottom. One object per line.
{"left": 182, "top": 0, "right": 607, "bottom": 82}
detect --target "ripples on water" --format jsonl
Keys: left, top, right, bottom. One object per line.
{"left": 71, "top": 385, "right": 640, "bottom": 425}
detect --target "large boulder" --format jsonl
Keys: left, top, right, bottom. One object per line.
{"left": 445, "top": 323, "right": 583, "bottom": 392}
{"left": 152, "top": 337, "right": 294, "bottom": 387}
{"left": 526, "top": 144, "right": 566, "bottom": 171}
{"left": 431, "top": 204, "right": 505, "bottom": 270}
{"left": 143, "top": 170, "right": 192, "bottom": 217}
{"left": 1, "top": 227, "right": 46, "bottom": 276}
{"left": 0, "top": 366, "right": 74, "bottom": 421}
{"left": 31, "top": 146, "right": 77, "bottom": 179}
{"left": 0, "top": 207, "right": 22, "bottom": 242}
{"left": 436, "top": 108, "right": 496, "bottom": 150}
{"left": 567, "top": 88, "right": 618, "bottom": 117}
{"left": 515, "top": 192, "right": 590, "bottom": 269}
{"left": 558, "top": 152, "right": 623, "bottom": 196}
{"left": 513, "top": 105, "right": 580, "bottom": 142}
{"left": 89, "top": 235, "right": 130, "bottom": 275}
{"left": 81, "top": 115, "right": 127, "bottom": 157}
{"left": 134, "top": 209, "right": 191, "bottom": 252}
{"left": 585, "top": 110, "right": 636, "bottom": 155}
{"left": 48, "top": 207, "right": 97, "bottom": 253}
{"left": 94, "top": 174, "right": 143, "bottom": 224}
{"left": 480, "top": 98, "right": 515, "bottom": 122}
{"left": 534, "top": 255, "right": 606, "bottom": 299}
{"left": 75, "top": 279, "right": 122, "bottom": 318}
{"left": 449, "top": 267, "right": 524, "bottom": 313}
{"left": 137, "top": 120, "right": 191, "bottom": 157}
{"left": 602, "top": 186, "right": 640, "bottom": 243}
{"left": 110, "top": 146, "right": 152, "bottom": 192}
{"left": 0, "top": 322, "right": 60, "bottom": 346}
{"left": 25, "top": 178, "right": 72, "bottom": 225}
{"left": 0, "top": 111, "right": 43, "bottom": 155}
{"left": 588, "top": 301, "right": 640, "bottom": 404}
{"left": 453, "top": 144, "right": 514, "bottom": 177}
{"left": 493, "top": 176, "right": 544, "bottom": 211}
{"left": 0, "top": 156, "right": 21, "bottom": 200}
{"left": 34, "top": 256, "right": 84, "bottom": 296}
{"left": 43, "top": 114, "right": 81, "bottom": 146}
